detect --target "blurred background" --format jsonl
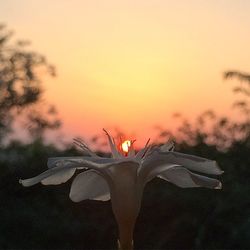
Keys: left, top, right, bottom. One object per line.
{"left": 0, "top": 0, "right": 250, "bottom": 249}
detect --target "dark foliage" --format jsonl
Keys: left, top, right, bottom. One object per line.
{"left": 1, "top": 127, "right": 249, "bottom": 249}
{"left": 0, "top": 25, "right": 250, "bottom": 249}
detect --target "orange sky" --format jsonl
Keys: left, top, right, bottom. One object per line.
{"left": 1, "top": 0, "right": 250, "bottom": 147}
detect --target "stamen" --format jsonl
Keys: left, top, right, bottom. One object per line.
{"left": 73, "top": 138, "right": 98, "bottom": 157}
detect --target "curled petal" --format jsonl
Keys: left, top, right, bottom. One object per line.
{"left": 47, "top": 156, "right": 116, "bottom": 168}
{"left": 142, "top": 150, "right": 223, "bottom": 176}
{"left": 160, "top": 141, "right": 175, "bottom": 152}
{"left": 47, "top": 157, "right": 122, "bottom": 179}
{"left": 166, "top": 151, "right": 223, "bottom": 174}
{"left": 20, "top": 157, "right": 120, "bottom": 187}
{"left": 42, "top": 168, "right": 76, "bottom": 185}
{"left": 70, "top": 170, "right": 110, "bottom": 202}
{"left": 139, "top": 163, "right": 180, "bottom": 183}
{"left": 19, "top": 164, "right": 78, "bottom": 187}
{"left": 158, "top": 166, "right": 222, "bottom": 189}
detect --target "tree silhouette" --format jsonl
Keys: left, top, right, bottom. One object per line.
{"left": 154, "top": 71, "right": 250, "bottom": 151}
{"left": 0, "top": 24, "right": 60, "bottom": 142}
{"left": 224, "top": 70, "right": 250, "bottom": 116}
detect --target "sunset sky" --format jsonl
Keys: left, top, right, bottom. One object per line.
{"left": 1, "top": 0, "right": 250, "bottom": 147}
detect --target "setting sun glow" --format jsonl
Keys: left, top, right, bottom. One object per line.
{"left": 1, "top": 1, "right": 250, "bottom": 145}
{"left": 121, "top": 140, "right": 131, "bottom": 153}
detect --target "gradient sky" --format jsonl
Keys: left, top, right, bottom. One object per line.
{"left": 1, "top": 0, "right": 250, "bottom": 147}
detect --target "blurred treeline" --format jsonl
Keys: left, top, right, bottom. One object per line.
{"left": 0, "top": 24, "right": 250, "bottom": 249}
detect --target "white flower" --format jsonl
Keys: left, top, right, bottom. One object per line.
{"left": 20, "top": 129, "right": 223, "bottom": 250}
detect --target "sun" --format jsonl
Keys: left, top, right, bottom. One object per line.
{"left": 121, "top": 140, "right": 131, "bottom": 153}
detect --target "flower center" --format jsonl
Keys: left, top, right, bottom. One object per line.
{"left": 121, "top": 140, "right": 131, "bottom": 153}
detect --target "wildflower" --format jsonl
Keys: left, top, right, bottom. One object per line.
{"left": 20, "top": 129, "right": 223, "bottom": 250}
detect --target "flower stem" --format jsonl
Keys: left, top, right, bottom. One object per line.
{"left": 117, "top": 239, "right": 133, "bottom": 250}
{"left": 117, "top": 223, "right": 134, "bottom": 250}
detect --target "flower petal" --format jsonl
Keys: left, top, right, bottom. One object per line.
{"left": 69, "top": 170, "right": 110, "bottom": 202}
{"left": 158, "top": 166, "right": 221, "bottom": 189}
{"left": 138, "top": 162, "right": 180, "bottom": 183}
{"left": 41, "top": 168, "right": 76, "bottom": 185}
{"left": 160, "top": 141, "right": 175, "bottom": 152}
{"left": 20, "top": 156, "right": 115, "bottom": 187}
{"left": 47, "top": 156, "right": 116, "bottom": 168}
{"left": 135, "top": 138, "right": 150, "bottom": 160}
{"left": 19, "top": 164, "right": 77, "bottom": 187}
{"left": 128, "top": 140, "right": 136, "bottom": 157}
{"left": 103, "top": 129, "right": 122, "bottom": 158}
{"left": 142, "top": 150, "right": 223, "bottom": 176}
